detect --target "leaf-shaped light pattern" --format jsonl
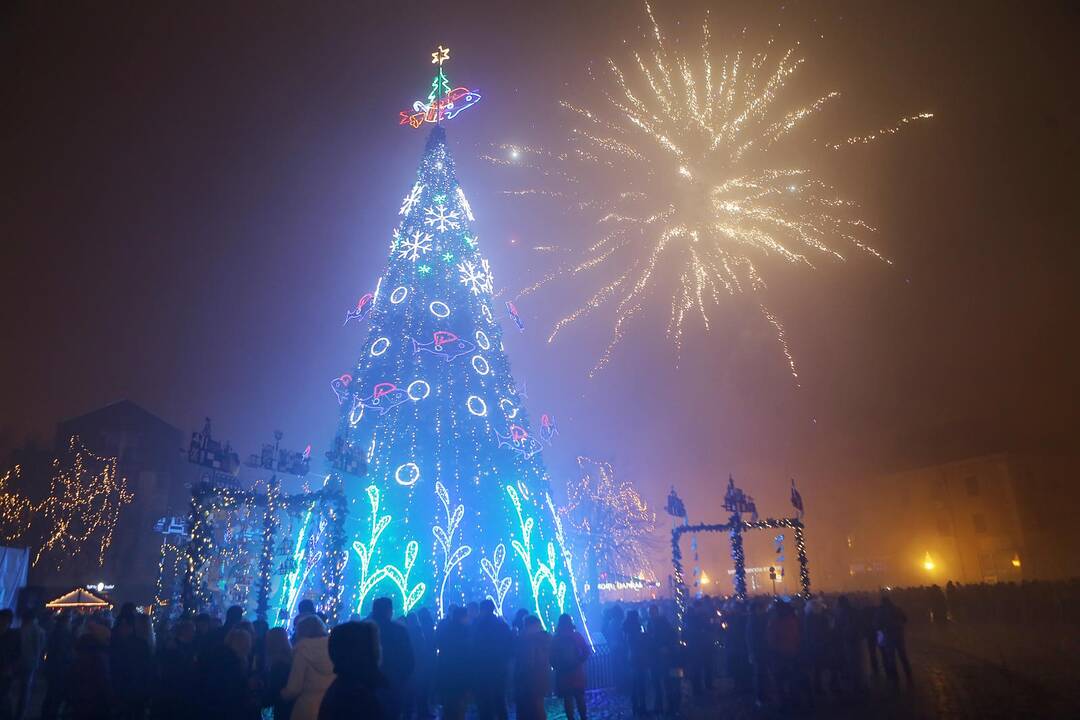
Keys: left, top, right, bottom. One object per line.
{"left": 434, "top": 481, "right": 472, "bottom": 618}
{"left": 489, "top": 0, "right": 931, "bottom": 379}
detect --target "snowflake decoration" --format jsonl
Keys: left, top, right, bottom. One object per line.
{"left": 433, "top": 193, "right": 447, "bottom": 205}
{"left": 442, "top": 251, "right": 455, "bottom": 263}
{"left": 399, "top": 183, "right": 423, "bottom": 216}
{"left": 457, "top": 258, "right": 494, "bottom": 295}
{"left": 390, "top": 227, "right": 401, "bottom": 253}
{"left": 464, "top": 234, "right": 479, "bottom": 249}
{"left": 398, "top": 230, "right": 433, "bottom": 261}
{"left": 418, "top": 264, "right": 432, "bottom": 276}
{"left": 424, "top": 205, "right": 460, "bottom": 232}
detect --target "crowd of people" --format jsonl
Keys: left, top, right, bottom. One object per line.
{"left": 0, "top": 597, "right": 591, "bottom": 720}
{"left": 1, "top": 578, "right": 1075, "bottom": 719}
{"left": 600, "top": 592, "right": 914, "bottom": 715}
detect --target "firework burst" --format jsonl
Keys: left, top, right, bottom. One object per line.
{"left": 489, "top": 1, "right": 931, "bottom": 379}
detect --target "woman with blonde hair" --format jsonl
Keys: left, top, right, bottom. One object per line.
{"left": 282, "top": 615, "right": 335, "bottom": 720}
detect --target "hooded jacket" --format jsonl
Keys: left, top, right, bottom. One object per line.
{"left": 282, "top": 636, "right": 335, "bottom": 720}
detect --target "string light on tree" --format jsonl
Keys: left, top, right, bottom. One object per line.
{"left": 34, "top": 435, "right": 133, "bottom": 570}
{"left": 324, "top": 47, "right": 590, "bottom": 636}
{"left": 560, "top": 456, "right": 657, "bottom": 603}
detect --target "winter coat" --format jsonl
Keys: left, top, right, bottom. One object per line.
{"left": 551, "top": 628, "right": 591, "bottom": 695}
{"left": 513, "top": 630, "right": 551, "bottom": 698}
{"left": 282, "top": 636, "right": 336, "bottom": 720}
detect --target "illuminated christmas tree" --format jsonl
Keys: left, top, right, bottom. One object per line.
{"left": 327, "top": 47, "right": 588, "bottom": 635}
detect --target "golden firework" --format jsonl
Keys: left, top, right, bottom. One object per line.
{"left": 489, "top": 1, "right": 931, "bottom": 379}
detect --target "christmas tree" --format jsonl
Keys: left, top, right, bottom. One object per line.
{"left": 327, "top": 48, "right": 588, "bottom": 635}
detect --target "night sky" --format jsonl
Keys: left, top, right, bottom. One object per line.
{"left": 3, "top": 0, "right": 1078, "bottom": 565}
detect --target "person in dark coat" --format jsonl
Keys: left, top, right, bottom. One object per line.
{"left": 262, "top": 627, "right": 294, "bottom": 720}
{"left": 644, "top": 605, "right": 676, "bottom": 715}
{"left": 155, "top": 619, "right": 198, "bottom": 720}
{"left": 0, "top": 609, "right": 19, "bottom": 720}
{"left": 875, "top": 597, "right": 913, "bottom": 687}
{"left": 746, "top": 600, "right": 769, "bottom": 707}
{"left": 318, "top": 621, "right": 385, "bottom": 720}
{"left": 622, "top": 610, "right": 647, "bottom": 716}
{"left": 435, "top": 607, "right": 470, "bottom": 720}
{"left": 470, "top": 599, "right": 513, "bottom": 720}
{"left": 40, "top": 612, "right": 74, "bottom": 720}
{"left": 368, "top": 597, "right": 414, "bottom": 720}
{"left": 67, "top": 623, "right": 112, "bottom": 720}
{"left": 197, "top": 627, "right": 260, "bottom": 719}
{"left": 512, "top": 616, "right": 550, "bottom": 720}
{"left": 110, "top": 613, "right": 154, "bottom": 720}
{"left": 551, "top": 614, "right": 591, "bottom": 720}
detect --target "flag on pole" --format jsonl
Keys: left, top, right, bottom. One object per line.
{"left": 790, "top": 479, "right": 804, "bottom": 518}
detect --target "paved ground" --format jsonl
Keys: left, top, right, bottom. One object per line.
{"left": 536, "top": 628, "right": 1079, "bottom": 720}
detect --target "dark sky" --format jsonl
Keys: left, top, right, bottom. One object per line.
{"left": 3, "top": 0, "right": 1078, "bottom": 547}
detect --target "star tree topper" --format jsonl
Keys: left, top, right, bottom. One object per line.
{"left": 399, "top": 45, "right": 482, "bottom": 129}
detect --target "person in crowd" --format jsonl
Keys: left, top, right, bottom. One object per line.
{"left": 263, "top": 627, "right": 295, "bottom": 720}
{"left": 413, "top": 608, "right": 438, "bottom": 719}
{"left": 68, "top": 619, "right": 112, "bottom": 720}
{"left": 318, "top": 621, "right": 386, "bottom": 720}
{"left": 293, "top": 600, "right": 317, "bottom": 641}
{"left": 40, "top": 611, "right": 74, "bottom": 720}
{"left": 368, "top": 597, "right": 414, "bottom": 720}
{"left": 435, "top": 606, "right": 470, "bottom": 720}
{"left": 802, "top": 598, "right": 830, "bottom": 699}
{"left": 469, "top": 599, "right": 513, "bottom": 720}
{"left": 644, "top": 605, "right": 676, "bottom": 716}
{"left": 155, "top": 618, "right": 198, "bottom": 720}
{"left": 622, "top": 610, "right": 648, "bottom": 717}
{"left": 859, "top": 602, "right": 880, "bottom": 679}
{"left": 197, "top": 625, "right": 259, "bottom": 719}
{"left": 282, "top": 614, "right": 335, "bottom": 720}
{"left": 832, "top": 595, "right": 863, "bottom": 693}
{"left": 601, "top": 604, "right": 628, "bottom": 695}
{"left": 512, "top": 615, "right": 550, "bottom": 720}
{"left": 111, "top": 612, "right": 154, "bottom": 720}
{"left": 15, "top": 610, "right": 44, "bottom": 720}
{"left": 551, "top": 614, "right": 591, "bottom": 720}
{"left": 766, "top": 600, "right": 802, "bottom": 712}
{"left": 684, "top": 600, "right": 712, "bottom": 698}
{"left": 0, "top": 609, "right": 19, "bottom": 720}
{"left": 510, "top": 609, "right": 528, "bottom": 637}
{"left": 876, "top": 596, "right": 913, "bottom": 688}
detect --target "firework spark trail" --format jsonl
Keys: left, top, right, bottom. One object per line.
{"left": 495, "top": 1, "right": 931, "bottom": 379}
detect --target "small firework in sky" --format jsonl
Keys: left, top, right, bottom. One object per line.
{"left": 488, "top": 1, "right": 931, "bottom": 380}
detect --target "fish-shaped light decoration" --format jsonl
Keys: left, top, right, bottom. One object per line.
{"left": 330, "top": 374, "right": 353, "bottom": 404}
{"left": 412, "top": 331, "right": 475, "bottom": 362}
{"left": 344, "top": 292, "right": 374, "bottom": 325}
{"left": 494, "top": 425, "right": 544, "bottom": 459}
{"left": 539, "top": 414, "right": 558, "bottom": 446}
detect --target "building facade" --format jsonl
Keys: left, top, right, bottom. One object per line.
{"left": 843, "top": 453, "right": 1079, "bottom": 589}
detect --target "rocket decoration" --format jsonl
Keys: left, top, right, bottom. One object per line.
{"left": 505, "top": 301, "right": 525, "bottom": 332}
{"left": 330, "top": 374, "right": 353, "bottom": 404}
{"left": 398, "top": 45, "right": 482, "bottom": 129}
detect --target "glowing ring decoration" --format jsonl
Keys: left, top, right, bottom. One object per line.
{"left": 349, "top": 400, "right": 364, "bottom": 426}
{"left": 407, "top": 379, "right": 430, "bottom": 401}
{"left": 370, "top": 337, "right": 390, "bottom": 356}
{"left": 390, "top": 286, "right": 409, "bottom": 304}
{"left": 471, "top": 355, "right": 490, "bottom": 376}
{"left": 475, "top": 330, "right": 491, "bottom": 350}
{"left": 481, "top": 304, "right": 493, "bottom": 323}
{"left": 395, "top": 462, "right": 420, "bottom": 487}
{"left": 467, "top": 395, "right": 488, "bottom": 417}
{"left": 517, "top": 479, "right": 531, "bottom": 500}
{"left": 499, "top": 398, "right": 519, "bottom": 419}
{"left": 429, "top": 301, "right": 451, "bottom": 318}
